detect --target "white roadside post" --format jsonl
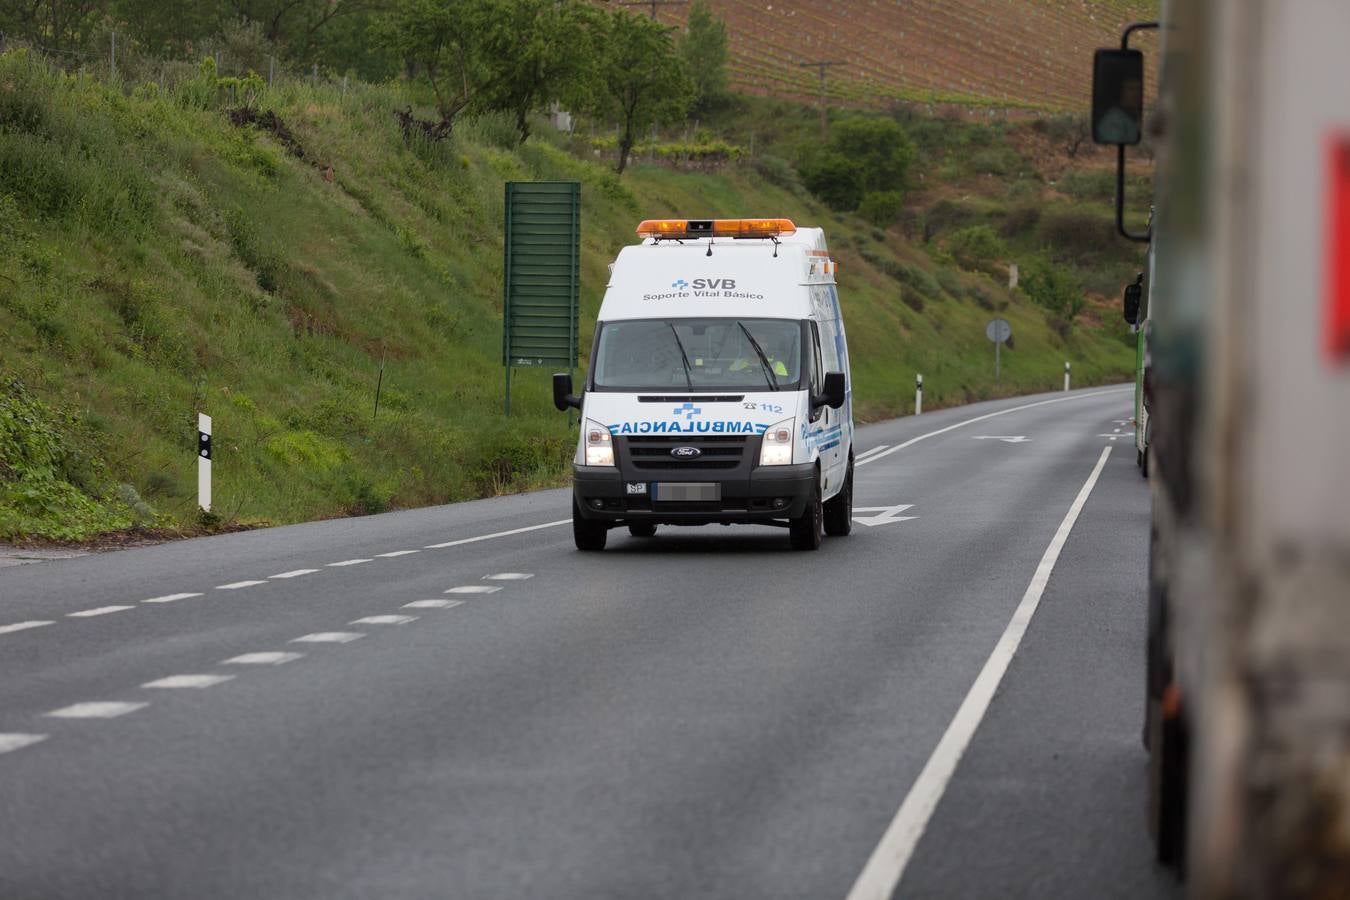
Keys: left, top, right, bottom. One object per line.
{"left": 197, "top": 413, "right": 212, "bottom": 513}
{"left": 915, "top": 373, "right": 923, "bottom": 415}
{"left": 1064, "top": 361, "right": 1071, "bottom": 392}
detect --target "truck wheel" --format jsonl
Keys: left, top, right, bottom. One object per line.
{"left": 628, "top": 523, "right": 656, "bottom": 538}
{"left": 1142, "top": 446, "right": 1150, "bottom": 478}
{"left": 1149, "top": 687, "right": 1189, "bottom": 872}
{"left": 789, "top": 470, "right": 824, "bottom": 551}
{"left": 573, "top": 500, "right": 607, "bottom": 551}
{"left": 824, "top": 460, "right": 853, "bottom": 536}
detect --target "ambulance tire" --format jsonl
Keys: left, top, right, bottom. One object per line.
{"left": 824, "top": 460, "right": 853, "bottom": 537}
{"left": 628, "top": 523, "right": 657, "bottom": 538}
{"left": 789, "top": 469, "right": 824, "bottom": 551}
{"left": 573, "top": 500, "right": 607, "bottom": 551}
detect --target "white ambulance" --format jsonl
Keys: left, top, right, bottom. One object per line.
{"left": 553, "top": 217, "right": 854, "bottom": 551}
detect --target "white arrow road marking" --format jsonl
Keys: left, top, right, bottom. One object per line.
{"left": 0, "top": 734, "right": 47, "bottom": 755}
{"left": 445, "top": 585, "right": 501, "bottom": 595}
{"left": 971, "top": 435, "right": 1031, "bottom": 443}
{"left": 350, "top": 615, "right": 418, "bottom": 626}
{"left": 224, "top": 652, "right": 304, "bottom": 665}
{"left": 403, "top": 599, "right": 464, "bottom": 609}
{"left": 852, "top": 505, "right": 918, "bottom": 527}
{"left": 1098, "top": 433, "right": 1130, "bottom": 441}
{"left": 67, "top": 605, "right": 134, "bottom": 618}
{"left": 270, "top": 569, "right": 318, "bottom": 579}
{"left": 0, "top": 621, "right": 55, "bottom": 636}
{"left": 1112, "top": 419, "right": 1131, "bottom": 426}
{"left": 142, "top": 592, "right": 203, "bottom": 604}
{"left": 846, "top": 447, "right": 1113, "bottom": 900}
{"left": 483, "top": 573, "right": 533, "bottom": 581}
{"left": 45, "top": 702, "right": 148, "bottom": 719}
{"left": 291, "top": 632, "right": 364, "bottom": 644}
{"left": 142, "top": 674, "right": 235, "bottom": 689}
{"left": 217, "top": 580, "right": 266, "bottom": 590}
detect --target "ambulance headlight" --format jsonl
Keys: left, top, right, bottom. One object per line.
{"left": 584, "top": 419, "right": 615, "bottom": 467}
{"left": 758, "top": 418, "right": 795, "bottom": 466}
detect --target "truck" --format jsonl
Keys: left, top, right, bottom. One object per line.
{"left": 553, "top": 217, "right": 853, "bottom": 552}
{"left": 1093, "top": 2, "right": 1350, "bottom": 894}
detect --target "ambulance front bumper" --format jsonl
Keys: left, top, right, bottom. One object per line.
{"left": 572, "top": 462, "right": 816, "bottom": 525}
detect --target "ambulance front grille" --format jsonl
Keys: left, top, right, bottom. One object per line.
{"left": 624, "top": 435, "right": 748, "bottom": 469}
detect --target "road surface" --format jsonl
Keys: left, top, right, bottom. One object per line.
{"left": 0, "top": 387, "right": 1179, "bottom": 899}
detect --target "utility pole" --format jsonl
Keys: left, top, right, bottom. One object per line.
{"left": 798, "top": 61, "right": 844, "bottom": 140}
{"left": 618, "top": 0, "right": 687, "bottom": 20}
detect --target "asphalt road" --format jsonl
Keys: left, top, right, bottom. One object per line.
{"left": 0, "top": 387, "right": 1180, "bottom": 900}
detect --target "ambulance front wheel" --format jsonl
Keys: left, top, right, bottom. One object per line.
{"left": 824, "top": 459, "right": 853, "bottom": 537}
{"left": 789, "top": 468, "right": 824, "bottom": 551}
{"left": 573, "top": 500, "right": 608, "bottom": 551}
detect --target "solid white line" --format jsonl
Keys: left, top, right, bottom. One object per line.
{"left": 445, "top": 585, "right": 501, "bottom": 595}
{"left": 402, "top": 599, "right": 464, "bottom": 609}
{"left": 290, "top": 632, "right": 364, "bottom": 644}
{"left": 483, "top": 572, "right": 534, "bottom": 581}
{"left": 0, "top": 620, "right": 55, "bottom": 636}
{"left": 845, "top": 446, "right": 1113, "bottom": 900}
{"left": 45, "top": 701, "right": 148, "bottom": 719}
{"left": 216, "top": 580, "right": 266, "bottom": 590}
{"left": 67, "top": 605, "right": 134, "bottom": 618}
{"left": 855, "top": 444, "right": 890, "bottom": 461}
{"left": 142, "top": 674, "right": 235, "bottom": 689}
{"left": 424, "top": 519, "right": 570, "bottom": 550}
{"left": 855, "top": 388, "right": 1131, "bottom": 469}
{"left": 142, "top": 592, "right": 203, "bottom": 604}
{"left": 223, "top": 651, "right": 304, "bottom": 665}
{"left": 269, "top": 569, "right": 319, "bottom": 579}
{"left": 0, "top": 733, "right": 48, "bottom": 755}
{"left": 349, "top": 614, "right": 418, "bottom": 625}
{"left": 327, "top": 559, "right": 371, "bottom": 567}
{"left": 376, "top": 550, "right": 420, "bottom": 558}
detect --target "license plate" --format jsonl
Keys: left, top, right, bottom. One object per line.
{"left": 626, "top": 482, "right": 647, "bottom": 495}
{"left": 652, "top": 482, "right": 720, "bottom": 502}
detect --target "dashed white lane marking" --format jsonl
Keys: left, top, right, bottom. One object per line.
{"left": 45, "top": 701, "right": 148, "bottom": 719}
{"left": 483, "top": 572, "right": 533, "bottom": 581}
{"left": 143, "top": 592, "right": 203, "bottom": 604}
{"left": 291, "top": 632, "right": 364, "bottom": 644}
{"left": 403, "top": 599, "right": 464, "bottom": 609}
{"left": 0, "top": 620, "right": 55, "bottom": 636}
{"left": 217, "top": 580, "right": 266, "bottom": 590}
{"left": 142, "top": 674, "right": 235, "bottom": 689}
{"left": 856, "top": 387, "right": 1131, "bottom": 468}
{"left": 350, "top": 615, "right": 418, "bottom": 625}
{"left": 328, "top": 559, "right": 372, "bottom": 567}
{"left": 67, "top": 605, "right": 134, "bottom": 618}
{"left": 445, "top": 585, "right": 501, "bottom": 595}
{"left": 0, "top": 733, "right": 48, "bottom": 755}
{"left": 376, "top": 550, "right": 420, "bottom": 558}
{"left": 270, "top": 569, "right": 318, "bottom": 579}
{"left": 224, "top": 651, "right": 305, "bottom": 665}
{"left": 845, "top": 446, "right": 1114, "bottom": 900}
{"left": 424, "top": 519, "right": 570, "bottom": 550}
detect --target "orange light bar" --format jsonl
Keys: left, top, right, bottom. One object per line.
{"left": 636, "top": 218, "right": 796, "bottom": 239}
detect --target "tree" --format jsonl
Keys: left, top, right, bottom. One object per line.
{"left": 678, "top": 0, "right": 727, "bottom": 117}
{"left": 586, "top": 11, "right": 690, "bottom": 174}
{"left": 798, "top": 116, "right": 915, "bottom": 212}
{"left": 1018, "top": 257, "right": 1086, "bottom": 323}
{"left": 370, "top": 0, "right": 486, "bottom": 123}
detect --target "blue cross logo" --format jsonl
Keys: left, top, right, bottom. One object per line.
{"left": 672, "top": 279, "right": 689, "bottom": 289}
{"left": 673, "top": 402, "right": 701, "bottom": 421}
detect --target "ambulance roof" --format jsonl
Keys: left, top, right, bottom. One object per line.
{"left": 599, "top": 226, "right": 835, "bottom": 322}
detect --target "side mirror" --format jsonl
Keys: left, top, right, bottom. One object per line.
{"left": 552, "top": 373, "right": 581, "bottom": 411}
{"left": 819, "top": 372, "right": 846, "bottom": 410}
{"left": 1123, "top": 276, "right": 1143, "bottom": 325}
{"left": 1092, "top": 48, "right": 1144, "bottom": 146}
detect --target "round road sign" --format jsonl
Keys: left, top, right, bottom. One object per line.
{"left": 986, "top": 318, "right": 1012, "bottom": 344}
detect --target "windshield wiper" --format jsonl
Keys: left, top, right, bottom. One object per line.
{"left": 668, "top": 324, "right": 694, "bottom": 390}
{"left": 737, "top": 321, "right": 779, "bottom": 391}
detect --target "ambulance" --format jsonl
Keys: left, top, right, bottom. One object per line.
{"left": 553, "top": 218, "right": 854, "bottom": 551}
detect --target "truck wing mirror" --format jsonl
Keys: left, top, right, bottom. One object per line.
{"left": 1123, "top": 276, "right": 1143, "bottom": 325}
{"left": 552, "top": 373, "right": 581, "bottom": 411}
{"left": 819, "top": 372, "right": 846, "bottom": 410}
{"left": 1092, "top": 48, "right": 1145, "bottom": 146}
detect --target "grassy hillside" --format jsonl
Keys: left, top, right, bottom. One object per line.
{"left": 0, "top": 50, "right": 1137, "bottom": 540}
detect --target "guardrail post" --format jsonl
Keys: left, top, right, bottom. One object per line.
{"left": 1064, "top": 361, "right": 1071, "bottom": 392}
{"left": 197, "top": 413, "right": 212, "bottom": 512}
{"left": 915, "top": 373, "right": 923, "bottom": 415}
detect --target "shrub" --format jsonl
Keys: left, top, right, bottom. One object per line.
{"left": 1058, "top": 168, "right": 1116, "bottom": 201}
{"left": 752, "top": 154, "right": 803, "bottom": 193}
{"left": 947, "top": 224, "right": 1004, "bottom": 271}
{"left": 1000, "top": 202, "right": 1042, "bottom": 238}
{"left": 1018, "top": 257, "right": 1086, "bottom": 323}
{"left": 1037, "top": 207, "right": 1116, "bottom": 265}
{"left": 857, "top": 190, "right": 904, "bottom": 227}
{"left": 799, "top": 116, "right": 915, "bottom": 212}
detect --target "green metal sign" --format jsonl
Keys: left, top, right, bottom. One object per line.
{"left": 503, "top": 182, "right": 580, "bottom": 413}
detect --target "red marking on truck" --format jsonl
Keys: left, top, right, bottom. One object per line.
{"left": 1329, "top": 135, "right": 1350, "bottom": 364}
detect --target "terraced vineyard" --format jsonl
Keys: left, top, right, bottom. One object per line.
{"left": 650, "top": 0, "right": 1159, "bottom": 112}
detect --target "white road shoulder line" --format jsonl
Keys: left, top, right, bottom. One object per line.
{"left": 143, "top": 592, "right": 203, "bottom": 604}
{"left": 0, "top": 733, "right": 48, "bottom": 755}
{"left": 846, "top": 446, "right": 1114, "bottom": 900}
{"left": 45, "top": 701, "right": 148, "bottom": 719}
{"left": 855, "top": 444, "right": 889, "bottom": 461}
{"left": 483, "top": 572, "right": 534, "bottom": 581}
{"left": 403, "top": 599, "right": 464, "bottom": 609}
{"left": 856, "top": 388, "right": 1131, "bottom": 468}
{"left": 424, "top": 519, "right": 570, "bottom": 550}
{"left": 0, "top": 620, "right": 55, "bottom": 636}
{"left": 217, "top": 580, "right": 266, "bottom": 590}
{"left": 445, "top": 585, "right": 501, "bottom": 595}
{"left": 291, "top": 632, "right": 364, "bottom": 644}
{"left": 270, "top": 569, "right": 319, "bottom": 579}
{"left": 376, "top": 550, "right": 420, "bottom": 558}
{"left": 143, "top": 674, "right": 235, "bottom": 689}
{"left": 350, "top": 615, "right": 418, "bottom": 625}
{"left": 327, "top": 559, "right": 371, "bottom": 567}
{"left": 67, "top": 605, "right": 134, "bottom": 618}
{"left": 224, "top": 651, "right": 305, "bottom": 665}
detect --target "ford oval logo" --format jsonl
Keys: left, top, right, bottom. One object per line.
{"left": 671, "top": 446, "right": 702, "bottom": 459}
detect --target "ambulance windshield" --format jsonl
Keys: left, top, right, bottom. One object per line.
{"left": 592, "top": 318, "right": 804, "bottom": 391}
